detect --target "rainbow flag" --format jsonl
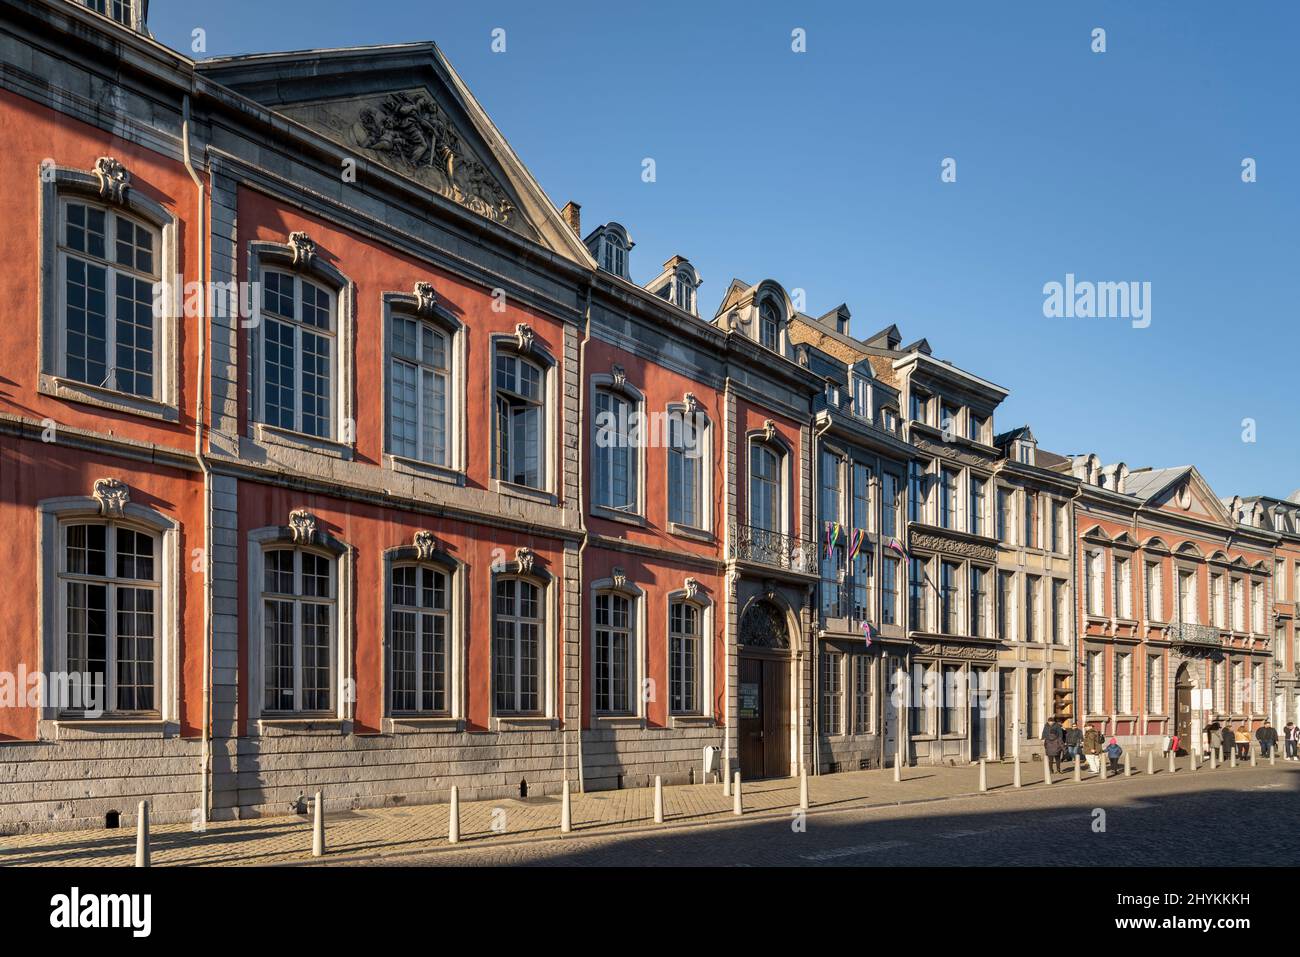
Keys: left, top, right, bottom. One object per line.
{"left": 887, "top": 538, "right": 908, "bottom": 560}
{"left": 861, "top": 620, "right": 876, "bottom": 647}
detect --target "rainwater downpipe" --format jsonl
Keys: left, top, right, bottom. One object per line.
{"left": 182, "top": 93, "right": 213, "bottom": 823}
{"left": 809, "top": 413, "right": 833, "bottom": 776}
{"left": 573, "top": 282, "right": 593, "bottom": 792}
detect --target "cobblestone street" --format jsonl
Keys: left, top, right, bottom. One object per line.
{"left": 3, "top": 757, "right": 1297, "bottom": 867}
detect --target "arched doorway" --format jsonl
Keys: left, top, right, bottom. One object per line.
{"left": 1174, "top": 663, "right": 1194, "bottom": 754}
{"left": 738, "top": 599, "right": 792, "bottom": 779}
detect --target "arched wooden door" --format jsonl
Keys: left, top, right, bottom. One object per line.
{"left": 737, "top": 599, "right": 792, "bottom": 779}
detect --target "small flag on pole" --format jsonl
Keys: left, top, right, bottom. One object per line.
{"left": 887, "top": 538, "right": 908, "bottom": 560}
{"left": 861, "top": 620, "right": 875, "bottom": 647}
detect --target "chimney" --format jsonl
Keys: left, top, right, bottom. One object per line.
{"left": 560, "top": 201, "right": 581, "bottom": 237}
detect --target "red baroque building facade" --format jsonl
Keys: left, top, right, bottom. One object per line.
{"left": 0, "top": 0, "right": 821, "bottom": 830}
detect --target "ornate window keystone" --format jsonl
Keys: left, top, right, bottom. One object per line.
{"left": 288, "top": 508, "right": 317, "bottom": 544}
{"left": 514, "top": 323, "right": 535, "bottom": 353}
{"left": 93, "top": 157, "right": 130, "bottom": 204}
{"left": 611, "top": 365, "right": 627, "bottom": 390}
{"left": 683, "top": 392, "right": 700, "bottom": 415}
{"left": 92, "top": 477, "right": 130, "bottom": 517}
{"left": 413, "top": 281, "right": 438, "bottom": 316}
{"left": 612, "top": 567, "right": 628, "bottom": 589}
{"left": 684, "top": 576, "right": 700, "bottom": 599}
{"left": 763, "top": 419, "right": 777, "bottom": 442}
{"left": 287, "top": 231, "right": 316, "bottom": 268}
{"left": 413, "top": 529, "right": 439, "bottom": 560}
{"left": 515, "top": 546, "right": 535, "bottom": 575}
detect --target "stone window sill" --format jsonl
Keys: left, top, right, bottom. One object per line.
{"left": 257, "top": 716, "right": 349, "bottom": 735}
{"left": 592, "top": 505, "right": 646, "bottom": 526}
{"left": 490, "top": 715, "right": 557, "bottom": 732}
{"left": 39, "top": 373, "right": 178, "bottom": 422}
{"left": 668, "top": 715, "right": 716, "bottom": 729}
{"left": 386, "top": 453, "right": 463, "bottom": 486}
{"left": 384, "top": 716, "right": 462, "bottom": 733}
{"left": 490, "top": 479, "right": 557, "bottom": 507}
{"left": 593, "top": 715, "right": 645, "bottom": 730}
{"left": 668, "top": 522, "right": 714, "bottom": 543}
{"left": 255, "top": 422, "right": 354, "bottom": 460}
{"left": 47, "top": 717, "right": 174, "bottom": 740}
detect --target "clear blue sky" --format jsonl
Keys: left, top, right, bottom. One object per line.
{"left": 152, "top": 0, "right": 1299, "bottom": 500}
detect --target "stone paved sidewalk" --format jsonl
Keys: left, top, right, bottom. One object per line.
{"left": 2, "top": 753, "right": 1292, "bottom": 866}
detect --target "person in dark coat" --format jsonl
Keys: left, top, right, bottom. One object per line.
{"left": 1221, "top": 724, "right": 1236, "bottom": 759}
{"left": 1064, "top": 720, "right": 1084, "bottom": 762}
{"left": 1255, "top": 721, "right": 1278, "bottom": 758}
{"left": 1041, "top": 717, "right": 1065, "bottom": 773}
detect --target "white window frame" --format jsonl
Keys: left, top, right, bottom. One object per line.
{"left": 381, "top": 540, "right": 463, "bottom": 723}
{"left": 247, "top": 239, "right": 356, "bottom": 457}
{"left": 246, "top": 519, "right": 352, "bottom": 731}
{"left": 667, "top": 587, "right": 713, "bottom": 720}
{"left": 747, "top": 432, "right": 791, "bottom": 534}
{"left": 666, "top": 401, "right": 713, "bottom": 535}
{"left": 490, "top": 333, "right": 557, "bottom": 500}
{"left": 37, "top": 490, "right": 180, "bottom": 730}
{"left": 39, "top": 160, "right": 180, "bottom": 420}
{"left": 590, "top": 373, "right": 646, "bottom": 518}
{"left": 490, "top": 554, "right": 556, "bottom": 724}
{"left": 591, "top": 575, "right": 646, "bottom": 719}
{"left": 383, "top": 290, "right": 465, "bottom": 481}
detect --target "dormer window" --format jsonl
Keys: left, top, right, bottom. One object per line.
{"left": 759, "top": 300, "right": 780, "bottom": 351}
{"left": 603, "top": 237, "right": 625, "bottom": 276}
{"left": 673, "top": 274, "right": 694, "bottom": 313}
{"left": 851, "top": 375, "right": 872, "bottom": 421}
{"left": 1018, "top": 443, "right": 1034, "bottom": 466}
{"left": 84, "top": 0, "right": 132, "bottom": 26}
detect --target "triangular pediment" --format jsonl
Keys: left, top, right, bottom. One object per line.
{"left": 196, "top": 44, "right": 594, "bottom": 264}
{"left": 1147, "top": 467, "right": 1231, "bottom": 526}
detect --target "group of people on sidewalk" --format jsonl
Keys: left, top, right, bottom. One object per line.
{"left": 1040, "top": 718, "right": 1123, "bottom": 776}
{"left": 1202, "top": 720, "right": 1289, "bottom": 760}
{"left": 1039, "top": 716, "right": 1300, "bottom": 774}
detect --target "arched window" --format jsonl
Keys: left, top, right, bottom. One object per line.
{"left": 384, "top": 287, "right": 463, "bottom": 474}
{"left": 593, "top": 377, "right": 643, "bottom": 513}
{"left": 667, "top": 408, "right": 707, "bottom": 529}
{"left": 495, "top": 352, "right": 545, "bottom": 488}
{"left": 669, "top": 598, "right": 702, "bottom": 714}
{"left": 759, "top": 300, "right": 781, "bottom": 352}
{"left": 749, "top": 441, "right": 782, "bottom": 532}
{"left": 593, "top": 586, "right": 637, "bottom": 715}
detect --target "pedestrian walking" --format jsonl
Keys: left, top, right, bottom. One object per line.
{"left": 1064, "top": 719, "right": 1083, "bottom": 762}
{"left": 1237, "top": 725, "right": 1251, "bottom": 761}
{"left": 1041, "top": 716, "right": 1065, "bottom": 774}
{"left": 1084, "top": 725, "right": 1104, "bottom": 774}
{"left": 1105, "top": 737, "right": 1123, "bottom": 775}
{"left": 1286, "top": 722, "right": 1300, "bottom": 761}
{"left": 1255, "top": 721, "right": 1277, "bottom": 758}
{"left": 1220, "top": 724, "right": 1236, "bottom": 761}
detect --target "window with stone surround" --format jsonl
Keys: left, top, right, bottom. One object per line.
{"left": 389, "top": 564, "right": 450, "bottom": 714}
{"left": 820, "top": 650, "right": 843, "bottom": 735}
{"left": 385, "top": 289, "right": 462, "bottom": 474}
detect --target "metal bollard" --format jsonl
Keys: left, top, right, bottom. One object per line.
{"left": 733, "top": 771, "right": 743, "bottom": 815}
{"left": 1250, "top": 746, "right": 1257, "bottom": 768}
{"left": 561, "top": 779, "right": 572, "bottom": 834}
{"left": 723, "top": 756, "right": 731, "bottom": 796}
{"left": 448, "top": 785, "right": 460, "bottom": 844}
{"left": 979, "top": 759, "right": 987, "bottom": 792}
{"left": 1013, "top": 758, "right": 1022, "bottom": 789}
{"left": 799, "top": 769, "right": 809, "bottom": 810}
{"left": 1270, "top": 748, "right": 1276, "bottom": 767}
{"left": 312, "top": 791, "right": 324, "bottom": 858}
{"left": 1231, "top": 748, "right": 1238, "bottom": 769}
{"left": 1123, "top": 752, "right": 1131, "bottom": 777}
{"left": 135, "top": 800, "right": 150, "bottom": 867}
{"left": 654, "top": 776, "right": 664, "bottom": 824}
{"left": 893, "top": 759, "right": 902, "bottom": 783}
{"left": 1043, "top": 759, "right": 1052, "bottom": 786}
{"left": 1168, "top": 750, "right": 1176, "bottom": 774}
{"left": 1073, "top": 755, "right": 1082, "bottom": 783}
{"left": 1191, "top": 749, "right": 1199, "bottom": 771}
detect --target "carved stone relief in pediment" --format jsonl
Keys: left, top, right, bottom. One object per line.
{"left": 280, "top": 90, "right": 534, "bottom": 239}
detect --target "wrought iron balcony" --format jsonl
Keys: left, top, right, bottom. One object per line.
{"left": 729, "top": 522, "right": 819, "bottom": 575}
{"left": 1170, "top": 622, "right": 1221, "bottom": 647}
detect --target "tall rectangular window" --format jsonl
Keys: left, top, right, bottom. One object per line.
{"left": 262, "top": 270, "right": 335, "bottom": 438}
{"left": 939, "top": 468, "right": 959, "bottom": 530}
{"left": 1024, "top": 575, "right": 1040, "bottom": 642}
{"left": 1231, "top": 578, "right": 1244, "bottom": 631}
{"left": 1023, "top": 491, "right": 1037, "bottom": 549}
{"left": 61, "top": 522, "right": 159, "bottom": 713}
{"left": 941, "top": 663, "right": 963, "bottom": 735}
{"left": 1147, "top": 655, "right": 1163, "bottom": 714}
{"left": 1049, "top": 500, "right": 1062, "bottom": 553}
{"left": 1211, "top": 573, "right": 1225, "bottom": 628}
{"left": 667, "top": 412, "right": 702, "bottom": 528}
{"left": 263, "top": 548, "right": 334, "bottom": 713}
{"left": 908, "top": 462, "right": 926, "bottom": 524}
{"left": 594, "top": 592, "right": 632, "bottom": 714}
{"left": 996, "top": 487, "right": 1013, "bottom": 544}
{"left": 389, "top": 316, "right": 449, "bottom": 466}
{"left": 1116, "top": 652, "right": 1132, "bottom": 713}
{"left": 1230, "top": 660, "right": 1244, "bottom": 712}
{"left": 1252, "top": 662, "right": 1265, "bottom": 712}
{"left": 1145, "top": 561, "right": 1164, "bottom": 621}
{"left": 1178, "top": 569, "right": 1198, "bottom": 625}
{"left": 1276, "top": 560, "right": 1287, "bottom": 601}
{"left": 939, "top": 560, "right": 960, "bottom": 635}
{"left": 1051, "top": 579, "right": 1065, "bottom": 644}
{"left": 1114, "top": 556, "right": 1133, "bottom": 619}
{"left": 495, "top": 353, "right": 544, "bottom": 489}
{"left": 881, "top": 473, "right": 900, "bottom": 539}
{"left": 1026, "top": 668, "right": 1040, "bottom": 731}
{"left": 1087, "top": 650, "right": 1104, "bottom": 714}
{"left": 969, "top": 566, "right": 987, "bottom": 637}
{"left": 749, "top": 444, "right": 781, "bottom": 532}
{"left": 969, "top": 476, "right": 986, "bottom": 536}
{"left": 908, "top": 558, "right": 928, "bottom": 632}
{"left": 389, "top": 565, "right": 449, "bottom": 713}
{"left": 821, "top": 651, "right": 843, "bottom": 734}
{"left": 1086, "top": 550, "right": 1104, "bottom": 616}
{"left": 881, "top": 555, "right": 899, "bottom": 626}
{"left": 59, "top": 201, "right": 160, "bottom": 400}
{"left": 1212, "top": 659, "right": 1225, "bottom": 712}
{"left": 594, "top": 389, "right": 636, "bottom": 511}
{"left": 996, "top": 570, "right": 1015, "bottom": 641}
{"left": 853, "top": 654, "right": 873, "bottom": 734}
{"left": 909, "top": 662, "right": 934, "bottom": 735}
{"left": 1252, "top": 583, "right": 1265, "bottom": 634}
{"left": 493, "top": 578, "right": 542, "bottom": 714}
{"left": 669, "top": 601, "right": 701, "bottom": 714}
